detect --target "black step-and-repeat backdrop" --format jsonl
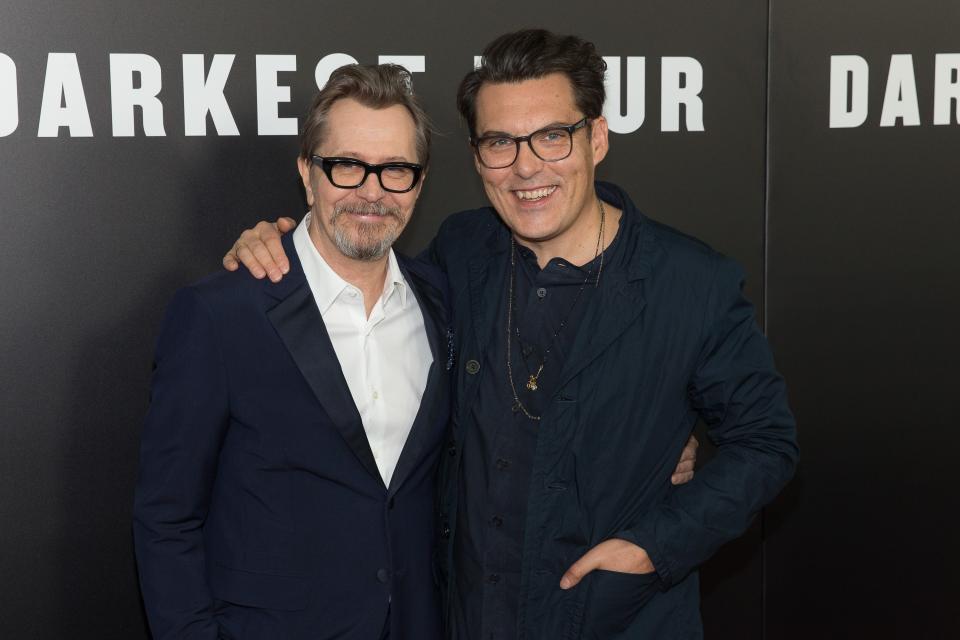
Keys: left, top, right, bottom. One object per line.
{"left": 765, "top": 1, "right": 960, "bottom": 637}
{"left": 0, "top": 1, "right": 955, "bottom": 637}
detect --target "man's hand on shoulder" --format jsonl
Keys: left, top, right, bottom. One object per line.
{"left": 559, "top": 539, "right": 656, "bottom": 590}
{"left": 222, "top": 216, "right": 297, "bottom": 282}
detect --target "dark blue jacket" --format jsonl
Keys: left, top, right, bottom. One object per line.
{"left": 431, "top": 182, "right": 798, "bottom": 639}
{"left": 134, "top": 234, "right": 450, "bottom": 640}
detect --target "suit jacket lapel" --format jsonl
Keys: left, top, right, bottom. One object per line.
{"left": 266, "top": 236, "right": 383, "bottom": 487}
{"left": 388, "top": 259, "right": 450, "bottom": 495}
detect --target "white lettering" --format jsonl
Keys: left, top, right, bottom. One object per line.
{"left": 603, "top": 56, "right": 645, "bottom": 134}
{"left": 378, "top": 55, "right": 425, "bottom": 75}
{"left": 473, "top": 55, "right": 482, "bottom": 69}
{"left": 110, "top": 54, "right": 165, "bottom": 136}
{"left": 256, "top": 54, "right": 297, "bottom": 136}
{"left": 880, "top": 54, "right": 920, "bottom": 127}
{"left": 183, "top": 54, "right": 238, "bottom": 136}
{"left": 38, "top": 53, "right": 93, "bottom": 137}
{"left": 0, "top": 53, "right": 17, "bottom": 136}
{"left": 661, "top": 57, "right": 704, "bottom": 132}
{"left": 314, "top": 53, "right": 358, "bottom": 90}
{"left": 830, "top": 55, "right": 869, "bottom": 128}
{"left": 933, "top": 53, "right": 960, "bottom": 125}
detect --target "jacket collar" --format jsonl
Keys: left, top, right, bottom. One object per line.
{"left": 265, "top": 233, "right": 383, "bottom": 485}
{"left": 265, "top": 233, "right": 448, "bottom": 493}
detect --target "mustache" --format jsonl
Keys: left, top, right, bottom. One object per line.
{"left": 333, "top": 202, "right": 402, "bottom": 219}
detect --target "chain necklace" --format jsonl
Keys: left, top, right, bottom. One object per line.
{"left": 506, "top": 199, "right": 606, "bottom": 421}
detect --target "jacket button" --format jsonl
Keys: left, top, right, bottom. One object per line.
{"left": 448, "top": 443, "right": 457, "bottom": 457}
{"left": 441, "top": 525, "right": 451, "bottom": 539}
{"left": 387, "top": 497, "right": 395, "bottom": 510}
{"left": 377, "top": 568, "right": 390, "bottom": 583}
{"left": 465, "top": 359, "right": 480, "bottom": 374}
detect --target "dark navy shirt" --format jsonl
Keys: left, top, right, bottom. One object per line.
{"left": 452, "top": 225, "right": 622, "bottom": 640}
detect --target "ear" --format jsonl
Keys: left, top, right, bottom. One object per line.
{"left": 470, "top": 139, "right": 484, "bottom": 175}
{"left": 589, "top": 116, "right": 610, "bottom": 167}
{"left": 297, "top": 156, "right": 314, "bottom": 206}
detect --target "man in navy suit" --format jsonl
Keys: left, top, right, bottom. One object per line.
{"left": 133, "top": 64, "right": 451, "bottom": 640}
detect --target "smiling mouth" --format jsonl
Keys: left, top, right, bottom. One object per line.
{"left": 514, "top": 185, "right": 557, "bottom": 202}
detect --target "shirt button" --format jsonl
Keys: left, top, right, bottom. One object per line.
{"left": 372, "top": 390, "right": 379, "bottom": 400}
{"left": 465, "top": 359, "right": 480, "bottom": 375}
{"left": 487, "top": 573, "right": 500, "bottom": 584}
{"left": 495, "top": 458, "right": 510, "bottom": 470}
{"left": 536, "top": 287, "right": 547, "bottom": 298}
{"left": 490, "top": 515, "right": 503, "bottom": 528}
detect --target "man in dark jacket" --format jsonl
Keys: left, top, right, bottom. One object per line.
{"left": 225, "top": 30, "right": 797, "bottom": 640}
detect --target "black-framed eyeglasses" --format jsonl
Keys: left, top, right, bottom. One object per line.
{"left": 471, "top": 118, "right": 590, "bottom": 169}
{"left": 310, "top": 155, "right": 424, "bottom": 193}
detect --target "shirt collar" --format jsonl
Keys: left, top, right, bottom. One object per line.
{"left": 293, "top": 212, "right": 408, "bottom": 314}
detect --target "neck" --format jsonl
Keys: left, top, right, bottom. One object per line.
{"left": 516, "top": 199, "right": 622, "bottom": 269}
{"left": 308, "top": 220, "right": 389, "bottom": 317}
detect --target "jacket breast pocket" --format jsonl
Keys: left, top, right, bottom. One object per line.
{"left": 577, "top": 569, "right": 661, "bottom": 639}
{"left": 209, "top": 562, "right": 311, "bottom": 611}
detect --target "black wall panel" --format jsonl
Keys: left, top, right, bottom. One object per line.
{"left": 765, "top": 1, "right": 959, "bottom": 637}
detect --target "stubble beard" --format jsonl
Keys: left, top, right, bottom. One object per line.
{"left": 330, "top": 202, "right": 405, "bottom": 261}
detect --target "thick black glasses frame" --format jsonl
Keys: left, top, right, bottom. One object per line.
{"left": 471, "top": 117, "right": 590, "bottom": 169}
{"left": 310, "top": 155, "right": 424, "bottom": 193}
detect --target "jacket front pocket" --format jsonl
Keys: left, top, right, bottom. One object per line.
{"left": 578, "top": 569, "right": 661, "bottom": 639}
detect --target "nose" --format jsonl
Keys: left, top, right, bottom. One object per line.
{"left": 355, "top": 171, "right": 386, "bottom": 202}
{"left": 513, "top": 140, "right": 544, "bottom": 179}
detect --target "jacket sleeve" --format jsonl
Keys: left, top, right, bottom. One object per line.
{"left": 619, "top": 255, "right": 799, "bottom": 587}
{"left": 133, "top": 286, "right": 229, "bottom": 640}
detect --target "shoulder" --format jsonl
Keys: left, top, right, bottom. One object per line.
{"left": 398, "top": 252, "right": 451, "bottom": 316}
{"left": 398, "top": 252, "right": 447, "bottom": 293}
{"left": 435, "top": 206, "right": 504, "bottom": 247}
{"left": 164, "top": 268, "right": 274, "bottom": 327}
{"left": 642, "top": 217, "right": 743, "bottom": 284}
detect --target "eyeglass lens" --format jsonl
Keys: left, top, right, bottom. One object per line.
{"left": 330, "top": 163, "right": 416, "bottom": 192}
{"left": 477, "top": 127, "right": 573, "bottom": 168}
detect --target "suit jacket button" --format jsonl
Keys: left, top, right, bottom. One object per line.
{"left": 387, "top": 497, "right": 395, "bottom": 510}
{"left": 465, "top": 359, "right": 480, "bottom": 374}
{"left": 377, "top": 568, "right": 390, "bottom": 583}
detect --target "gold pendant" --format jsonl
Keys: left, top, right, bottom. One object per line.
{"left": 526, "top": 375, "right": 539, "bottom": 391}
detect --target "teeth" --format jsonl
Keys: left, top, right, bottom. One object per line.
{"left": 515, "top": 186, "right": 557, "bottom": 201}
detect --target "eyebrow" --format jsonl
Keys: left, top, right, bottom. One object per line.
{"left": 477, "top": 121, "right": 574, "bottom": 138}
{"left": 325, "top": 151, "right": 414, "bottom": 163}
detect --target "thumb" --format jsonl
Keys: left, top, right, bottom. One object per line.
{"left": 560, "top": 549, "right": 599, "bottom": 590}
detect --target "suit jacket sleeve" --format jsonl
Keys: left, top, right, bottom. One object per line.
{"left": 619, "top": 255, "right": 799, "bottom": 587}
{"left": 133, "top": 286, "right": 229, "bottom": 640}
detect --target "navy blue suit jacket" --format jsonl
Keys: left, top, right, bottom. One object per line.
{"left": 134, "top": 234, "right": 450, "bottom": 640}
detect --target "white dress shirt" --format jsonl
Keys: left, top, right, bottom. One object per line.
{"left": 293, "top": 213, "right": 433, "bottom": 487}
